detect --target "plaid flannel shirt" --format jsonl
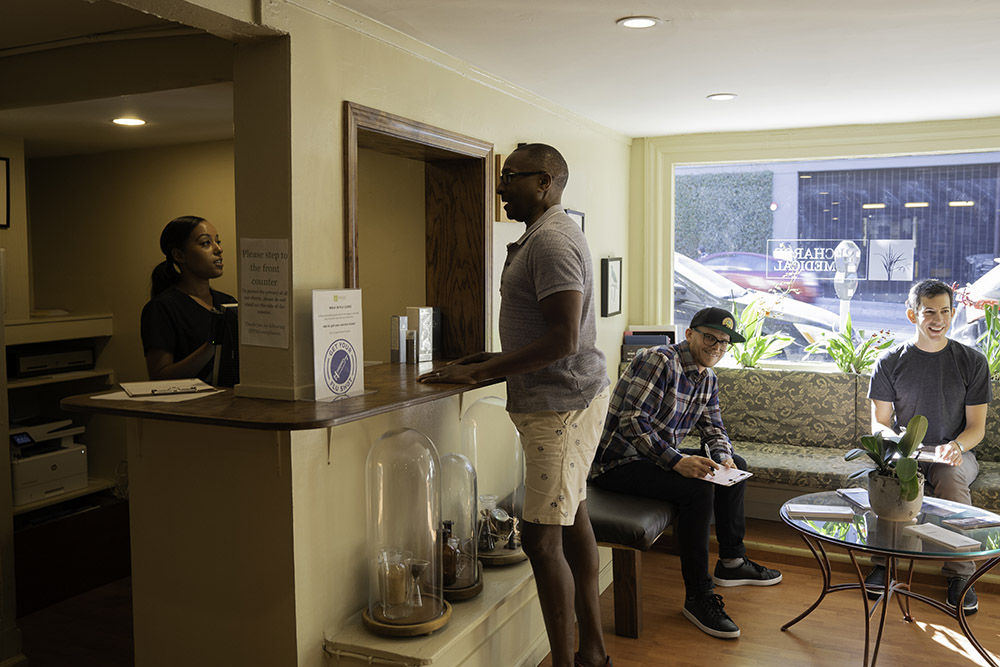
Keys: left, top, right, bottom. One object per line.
{"left": 590, "top": 341, "right": 734, "bottom": 477}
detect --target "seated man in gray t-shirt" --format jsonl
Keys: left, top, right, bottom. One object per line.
{"left": 866, "top": 279, "right": 991, "bottom": 614}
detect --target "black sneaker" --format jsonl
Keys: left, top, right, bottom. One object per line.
{"left": 683, "top": 592, "right": 740, "bottom": 639}
{"left": 865, "top": 565, "right": 885, "bottom": 601}
{"left": 712, "top": 557, "right": 782, "bottom": 587}
{"left": 947, "top": 576, "right": 979, "bottom": 614}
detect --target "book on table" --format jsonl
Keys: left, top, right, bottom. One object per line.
{"left": 785, "top": 504, "right": 856, "bottom": 520}
{"left": 836, "top": 487, "right": 871, "bottom": 509}
{"left": 942, "top": 515, "right": 1000, "bottom": 531}
{"left": 903, "top": 523, "right": 982, "bottom": 550}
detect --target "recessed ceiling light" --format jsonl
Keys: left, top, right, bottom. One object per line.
{"left": 949, "top": 200, "right": 975, "bottom": 207}
{"left": 706, "top": 93, "right": 737, "bottom": 101}
{"left": 616, "top": 16, "right": 661, "bottom": 29}
{"left": 904, "top": 202, "right": 929, "bottom": 208}
{"left": 862, "top": 203, "right": 886, "bottom": 209}
{"left": 112, "top": 117, "right": 145, "bottom": 126}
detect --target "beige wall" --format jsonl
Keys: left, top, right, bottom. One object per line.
{"left": 356, "top": 148, "right": 426, "bottom": 362}
{"left": 221, "top": 0, "right": 633, "bottom": 397}
{"left": 0, "top": 135, "right": 30, "bottom": 321}
{"left": 28, "top": 140, "right": 237, "bottom": 383}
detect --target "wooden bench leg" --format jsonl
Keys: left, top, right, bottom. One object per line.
{"left": 612, "top": 547, "right": 641, "bottom": 638}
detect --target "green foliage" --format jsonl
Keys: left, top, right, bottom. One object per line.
{"left": 976, "top": 303, "right": 1000, "bottom": 380}
{"left": 804, "top": 314, "right": 894, "bottom": 374}
{"left": 845, "top": 415, "right": 928, "bottom": 501}
{"left": 674, "top": 171, "right": 774, "bottom": 258}
{"left": 727, "top": 295, "right": 793, "bottom": 368}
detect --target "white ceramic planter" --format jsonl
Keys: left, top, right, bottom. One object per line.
{"left": 868, "top": 471, "right": 924, "bottom": 521}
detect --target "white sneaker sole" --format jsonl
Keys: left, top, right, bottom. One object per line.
{"left": 947, "top": 599, "right": 978, "bottom": 613}
{"left": 682, "top": 607, "right": 741, "bottom": 639}
{"left": 712, "top": 572, "right": 783, "bottom": 587}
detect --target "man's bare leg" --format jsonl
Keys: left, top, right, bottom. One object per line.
{"left": 521, "top": 521, "right": 575, "bottom": 667}
{"left": 563, "top": 501, "right": 606, "bottom": 666}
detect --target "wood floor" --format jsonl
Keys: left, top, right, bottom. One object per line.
{"left": 17, "top": 576, "right": 133, "bottom": 667}
{"left": 540, "top": 519, "right": 1000, "bottom": 667}
{"left": 11, "top": 519, "right": 1000, "bottom": 667}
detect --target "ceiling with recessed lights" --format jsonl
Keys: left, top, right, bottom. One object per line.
{"left": 333, "top": 0, "right": 1000, "bottom": 137}
{"left": 1, "top": 0, "right": 1000, "bottom": 158}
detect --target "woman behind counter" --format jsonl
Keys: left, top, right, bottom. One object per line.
{"left": 140, "top": 215, "right": 236, "bottom": 382}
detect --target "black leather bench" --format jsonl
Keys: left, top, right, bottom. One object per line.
{"left": 586, "top": 483, "right": 677, "bottom": 638}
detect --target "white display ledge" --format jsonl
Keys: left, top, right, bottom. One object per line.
{"left": 5, "top": 313, "right": 113, "bottom": 346}
{"left": 324, "top": 560, "right": 549, "bottom": 667}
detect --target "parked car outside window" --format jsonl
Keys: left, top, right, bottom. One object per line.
{"left": 674, "top": 253, "right": 839, "bottom": 361}
{"left": 697, "top": 251, "right": 820, "bottom": 303}
{"left": 954, "top": 260, "right": 1000, "bottom": 347}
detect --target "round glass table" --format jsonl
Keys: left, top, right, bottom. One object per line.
{"left": 780, "top": 491, "right": 1000, "bottom": 667}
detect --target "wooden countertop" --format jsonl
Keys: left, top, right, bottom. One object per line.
{"left": 60, "top": 362, "right": 503, "bottom": 431}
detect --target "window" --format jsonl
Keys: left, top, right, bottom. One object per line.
{"left": 673, "top": 152, "right": 1000, "bottom": 362}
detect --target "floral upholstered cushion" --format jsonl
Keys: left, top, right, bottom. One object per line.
{"left": 715, "top": 368, "right": 859, "bottom": 450}
{"left": 970, "top": 461, "right": 1000, "bottom": 511}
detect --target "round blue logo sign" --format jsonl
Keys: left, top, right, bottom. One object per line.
{"left": 323, "top": 339, "right": 357, "bottom": 395}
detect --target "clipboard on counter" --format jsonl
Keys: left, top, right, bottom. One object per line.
{"left": 120, "top": 379, "right": 215, "bottom": 397}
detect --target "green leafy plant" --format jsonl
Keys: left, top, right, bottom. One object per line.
{"left": 845, "top": 414, "right": 928, "bottom": 501}
{"left": 727, "top": 295, "right": 793, "bottom": 368}
{"left": 804, "top": 313, "right": 894, "bottom": 374}
{"left": 976, "top": 302, "right": 1000, "bottom": 379}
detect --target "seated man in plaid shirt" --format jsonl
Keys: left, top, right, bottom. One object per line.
{"left": 589, "top": 307, "right": 781, "bottom": 640}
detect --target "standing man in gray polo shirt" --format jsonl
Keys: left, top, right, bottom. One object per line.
{"left": 420, "top": 143, "right": 611, "bottom": 667}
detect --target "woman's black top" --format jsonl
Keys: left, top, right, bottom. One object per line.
{"left": 140, "top": 287, "right": 237, "bottom": 382}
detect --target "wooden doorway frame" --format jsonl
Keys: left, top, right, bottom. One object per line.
{"left": 343, "top": 102, "right": 494, "bottom": 358}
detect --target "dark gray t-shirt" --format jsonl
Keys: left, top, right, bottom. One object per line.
{"left": 868, "top": 339, "right": 992, "bottom": 445}
{"left": 499, "top": 205, "right": 608, "bottom": 413}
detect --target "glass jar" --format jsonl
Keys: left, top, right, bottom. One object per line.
{"left": 439, "top": 452, "right": 482, "bottom": 598}
{"left": 461, "top": 397, "right": 527, "bottom": 565}
{"left": 364, "top": 427, "right": 451, "bottom": 634}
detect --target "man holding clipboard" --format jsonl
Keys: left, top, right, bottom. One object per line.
{"left": 590, "top": 307, "right": 781, "bottom": 640}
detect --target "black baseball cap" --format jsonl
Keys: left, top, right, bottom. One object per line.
{"left": 689, "top": 307, "right": 745, "bottom": 344}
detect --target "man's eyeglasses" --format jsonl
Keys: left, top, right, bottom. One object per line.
{"left": 499, "top": 171, "right": 545, "bottom": 185}
{"left": 696, "top": 329, "right": 730, "bottom": 349}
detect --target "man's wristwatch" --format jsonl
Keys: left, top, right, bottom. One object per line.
{"left": 952, "top": 440, "right": 965, "bottom": 453}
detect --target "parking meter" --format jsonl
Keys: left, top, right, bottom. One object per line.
{"left": 833, "top": 240, "right": 861, "bottom": 331}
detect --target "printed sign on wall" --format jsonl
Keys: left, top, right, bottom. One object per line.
{"left": 239, "top": 238, "right": 290, "bottom": 348}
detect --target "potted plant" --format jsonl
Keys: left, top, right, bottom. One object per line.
{"left": 845, "top": 414, "right": 928, "bottom": 521}
{"left": 803, "top": 313, "right": 894, "bottom": 374}
{"left": 727, "top": 294, "right": 793, "bottom": 368}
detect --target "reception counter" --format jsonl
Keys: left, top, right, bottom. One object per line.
{"left": 61, "top": 363, "right": 566, "bottom": 667}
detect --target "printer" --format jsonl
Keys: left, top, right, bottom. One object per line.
{"left": 10, "top": 420, "right": 88, "bottom": 506}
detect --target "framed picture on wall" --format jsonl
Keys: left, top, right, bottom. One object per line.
{"left": 601, "top": 257, "right": 622, "bottom": 317}
{"left": 565, "top": 209, "right": 585, "bottom": 232}
{"left": 0, "top": 157, "right": 9, "bottom": 229}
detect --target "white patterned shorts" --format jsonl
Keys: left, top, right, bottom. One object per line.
{"left": 509, "top": 388, "right": 610, "bottom": 526}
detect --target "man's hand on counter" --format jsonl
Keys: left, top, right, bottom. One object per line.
{"left": 418, "top": 351, "right": 499, "bottom": 385}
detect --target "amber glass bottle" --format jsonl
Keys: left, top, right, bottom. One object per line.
{"left": 441, "top": 520, "right": 458, "bottom": 586}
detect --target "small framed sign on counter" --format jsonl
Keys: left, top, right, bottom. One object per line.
{"left": 312, "top": 289, "right": 365, "bottom": 401}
